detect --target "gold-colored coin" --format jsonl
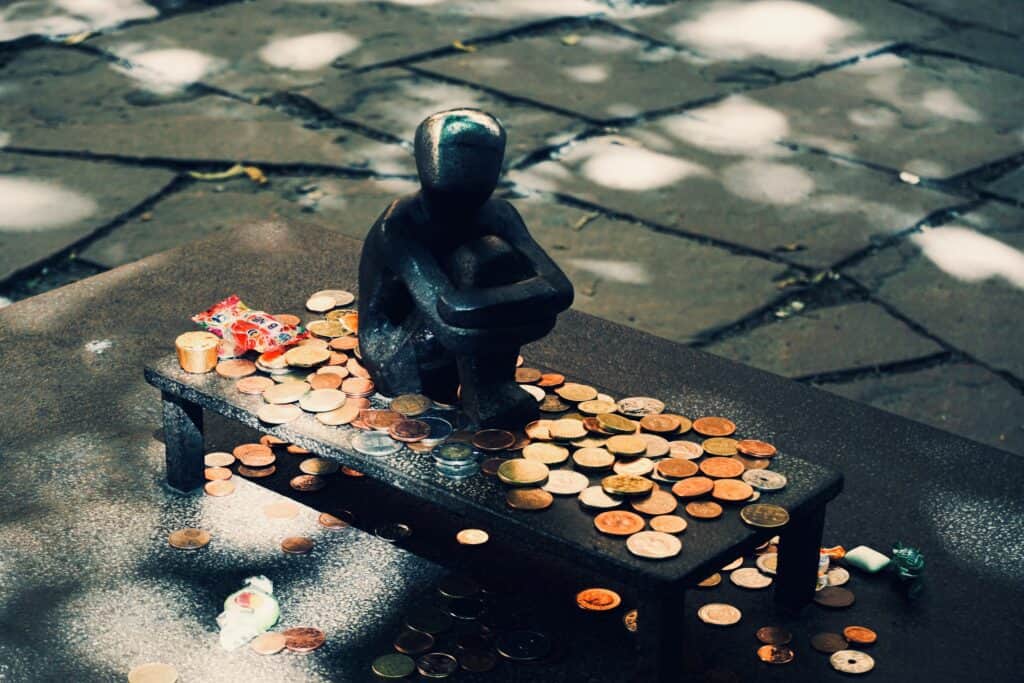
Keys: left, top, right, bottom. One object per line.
{"left": 555, "top": 382, "right": 598, "bottom": 403}
{"left": 300, "top": 457, "right": 340, "bottom": 475}
{"left": 456, "top": 528, "right": 489, "bottom": 545}
{"left": 284, "top": 345, "right": 330, "bottom": 368}
{"left": 515, "top": 367, "right": 543, "bottom": 383}
{"left": 650, "top": 515, "right": 687, "bottom": 534}
{"left": 306, "top": 320, "right": 347, "bottom": 338}
{"left": 600, "top": 474, "right": 654, "bottom": 497}
{"left": 204, "top": 479, "right": 235, "bottom": 497}
{"left": 573, "top": 447, "right": 615, "bottom": 470}
{"left": 639, "top": 433, "right": 670, "bottom": 458}
{"left": 524, "top": 419, "right": 553, "bottom": 440}
{"left": 697, "top": 573, "right": 721, "bottom": 588}
{"left": 262, "top": 380, "right": 310, "bottom": 404}
{"left": 639, "top": 414, "right": 682, "bottom": 434}
{"left": 168, "top": 528, "right": 210, "bottom": 550}
{"left": 251, "top": 632, "right": 287, "bottom": 655}
{"left": 597, "top": 413, "right": 637, "bottom": 434}
{"left": 522, "top": 442, "right": 569, "bottom": 465}
{"left": 390, "top": 393, "right": 432, "bottom": 416}
{"left": 506, "top": 487, "right": 554, "bottom": 511}
{"left": 205, "top": 466, "right": 232, "bottom": 481}
{"left": 497, "top": 459, "right": 549, "bottom": 486}
{"left": 572, "top": 435, "right": 609, "bottom": 449}
{"left": 539, "top": 395, "right": 571, "bottom": 413}
{"left": 606, "top": 434, "right": 646, "bottom": 457}
{"left": 548, "top": 419, "right": 587, "bottom": 441}
{"left": 623, "top": 608, "right": 638, "bottom": 633}
{"left": 578, "top": 399, "right": 617, "bottom": 415}
{"left": 685, "top": 501, "right": 723, "bottom": 519}
{"left": 702, "top": 437, "right": 738, "bottom": 457}
{"left": 740, "top": 504, "right": 790, "bottom": 528}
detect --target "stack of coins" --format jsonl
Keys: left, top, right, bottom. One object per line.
{"left": 433, "top": 442, "right": 478, "bottom": 479}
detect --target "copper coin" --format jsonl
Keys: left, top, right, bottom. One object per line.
{"left": 346, "top": 357, "right": 370, "bottom": 378}
{"left": 290, "top": 474, "right": 327, "bottom": 492}
{"left": 576, "top": 588, "right": 622, "bottom": 612}
{"left": 672, "top": 476, "right": 714, "bottom": 498}
{"left": 480, "top": 457, "right": 505, "bottom": 476}
{"left": 640, "top": 414, "right": 681, "bottom": 433}
{"left": 656, "top": 459, "right": 698, "bottom": 480}
{"left": 233, "top": 443, "right": 272, "bottom": 462}
{"left": 361, "top": 409, "right": 403, "bottom": 430}
{"left": 395, "top": 629, "right": 435, "bottom": 656}
{"left": 814, "top": 587, "right": 855, "bottom": 609}
{"left": 318, "top": 512, "right": 351, "bottom": 529}
{"left": 473, "top": 429, "right": 516, "bottom": 451}
{"left": 582, "top": 416, "right": 613, "bottom": 435}
{"left": 342, "top": 466, "right": 365, "bottom": 477}
{"left": 330, "top": 335, "right": 359, "bottom": 351}
{"left": 236, "top": 376, "right": 275, "bottom": 394}
{"left": 757, "top": 626, "right": 793, "bottom": 645}
{"left": 693, "top": 417, "right": 737, "bottom": 437}
{"left": 697, "top": 573, "right": 722, "bottom": 588}
{"left": 317, "top": 400, "right": 364, "bottom": 425}
{"left": 506, "top": 488, "right": 554, "bottom": 511}
{"left": 843, "top": 626, "right": 877, "bottom": 645}
{"left": 250, "top": 631, "right": 287, "bottom": 655}
{"left": 341, "top": 376, "right": 374, "bottom": 396}
{"left": 287, "top": 444, "right": 312, "bottom": 455}
{"left": 630, "top": 490, "right": 678, "bottom": 516}
{"left": 700, "top": 457, "right": 745, "bottom": 479}
{"left": 650, "top": 515, "right": 687, "bottom": 534}
{"left": 281, "top": 536, "right": 315, "bottom": 554}
{"left": 757, "top": 644, "right": 794, "bottom": 664}
{"left": 237, "top": 464, "right": 276, "bottom": 478}
{"left": 736, "top": 439, "right": 777, "bottom": 457}
{"left": 260, "top": 434, "right": 287, "bottom": 446}
{"left": 811, "top": 632, "right": 848, "bottom": 654}
{"left": 537, "top": 372, "right": 565, "bottom": 387}
{"left": 712, "top": 479, "right": 755, "bottom": 503}
{"left": 456, "top": 528, "right": 489, "bottom": 545}
{"left": 275, "top": 313, "right": 301, "bottom": 327}
{"left": 686, "top": 501, "right": 723, "bottom": 519}
{"left": 204, "top": 467, "right": 232, "bottom": 481}
{"left": 515, "top": 367, "right": 543, "bottom": 383}
{"left": 283, "top": 626, "right": 325, "bottom": 652}
{"left": 204, "top": 479, "right": 235, "bottom": 496}
{"left": 622, "top": 609, "right": 638, "bottom": 633}
{"left": 168, "top": 528, "right": 210, "bottom": 550}
{"left": 237, "top": 446, "right": 277, "bottom": 467}
{"left": 216, "top": 359, "right": 256, "bottom": 378}
{"left": 594, "top": 510, "right": 646, "bottom": 536}
{"left": 390, "top": 419, "right": 430, "bottom": 442}
{"left": 299, "top": 457, "right": 339, "bottom": 475}
{"left": 308, "top": 373, "right": 342, "bottom": 390}
{"left": 733, "top": 454, "right": 770, "bottom": 470}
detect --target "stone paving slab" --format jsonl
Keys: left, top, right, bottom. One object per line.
{"left": 823, "top": 362, "right": 1024, "bottom": 456}
{"left": 0, "top": 154, "right": 173, "bottom": 281}
{"left": 0, "top": 46, "right": 402, "bottom": 171}
{"left": 509, "top": 195, "right": 788, "bottom": 343}
{"left": 705, "top": 301, "right": 943, "bottom": 378}
{"left": 619, "top": 0, "right": 947, "bottom": 81}
{"left": 987, "top": 168, "right": 1024, "bottom": 203}
{"left": 300, "top": 67, "right": 585, "bottom": 168}
{"left": 847, "top": 201, "right": 1024, "bottom": 379}
{"left": 899, "top": 0, "right": 1024, "bottom": 36}
{"left": 919, "top": 27, "right": 1024, "bottom": 78}
{"left": 509, "top": 107, "right": 958, "bottom": 267}
{"left": 747, "top": 53, "right": 1024, "bottom": 178}
{"left": 80, "top": 176, "right": 418, "bottom": 268}
{"left": 416, "top": 25, "right": 730, "bottom": 121}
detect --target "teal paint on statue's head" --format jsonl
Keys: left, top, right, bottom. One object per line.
{"left": 414, "top": 108, "right": 506, "bottom": 211}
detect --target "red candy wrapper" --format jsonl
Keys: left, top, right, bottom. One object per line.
{"left": 192, "top": 295, "right": 306, "bottom": 354}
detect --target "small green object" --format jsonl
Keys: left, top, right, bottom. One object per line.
{"left": 891, "top": 542, "right": 925, "bottom": 579}
{"left": 845, "top": 545, "right": 891, "bottom": 573}
{"left": 372, "top": 653, "right": 415, "bottom": 679}
{"left": 436, "top": 442, "right": 474, "bottom": 462}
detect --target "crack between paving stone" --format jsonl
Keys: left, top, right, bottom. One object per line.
{"left": 0, "top": 146, "right": 416, "bottom": 180}
{"left": 887, "top": 0, "right": 1020, "bottom": 38}
{"left": 793, "top": 351, "right": 956, "bottom": 384}
{"left": 0, "top": 173, "right": 190, "bottom": 300}
{"left": 900, "top": 43, "right": 1024, "bottom": 80}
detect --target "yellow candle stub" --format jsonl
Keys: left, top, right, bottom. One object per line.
{"left": 176, "top": 331, "right": 219, "bottom": 373}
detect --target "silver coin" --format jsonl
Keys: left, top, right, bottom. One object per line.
{"left": 827, "top": 566, "right": 850, "bottom": 587}
{"left": 351, "top": 431, "right": 403, "bottom": 457}
{"left": 418, "top": 416, "right": 454, "bottom": 446}
{"left": 543, "top": 469, "right": 589, "bottom": 495}
{"left": 830, "top": 650, "right": 875, "bottom": 674}
{"left": 578, "top": 485, "right": 623, "bottom": 509}
{"left": 520, "top": 384, "right": 546, "bottom": 402}
{"left": 616, "top": 396, "right": 665, "bottom": 418}
{"left": 730, "top": 567, "right": 772, "bottom": 589}
{"left": 742, "top": 469, "right": 787, "bottom": 491}
{"left": 668, "top": 441, "right": 703, "bottom": 460}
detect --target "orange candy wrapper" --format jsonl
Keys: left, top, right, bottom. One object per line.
{"left": 192, "top": 295, "right": 306, "bottom": 354}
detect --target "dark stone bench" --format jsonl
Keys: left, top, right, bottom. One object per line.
{"left": 2, "top": 219, "right": 1020, "bottom": 682}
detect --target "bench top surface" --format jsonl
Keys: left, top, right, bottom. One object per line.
{"left": 147, "top": 353, "right": 842, "bottom": 587}
{"left": 2, "top": 219, "right": 1022, "bottom": 682}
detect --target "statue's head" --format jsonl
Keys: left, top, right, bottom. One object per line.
{"left": 415, "top": 109, "right": 506, "bottom": 212}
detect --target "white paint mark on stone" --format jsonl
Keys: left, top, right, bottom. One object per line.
{"left": 0, "top": 130, "right": 9, "bottom": 148}
{"left": 113, "top": 47, "right": 221, "bottom": 94}
{"left": 563, "top": 63, "right": 608, "bottom": 84}
{"left": 920, "top": 88, "right": 983, "bottom": 123}
{"left": 85, "top": 339, "right": 113, "bottom": 354}
{"left": 721, "top": 160, "right": 815, "bottom": 206}
{"left": 847, "top": 105, "right": 900, "bottom": 128}
{"left": 661, "top": 96, "right": 789, "bottom": 156}
{"left": 258, "top": 32, "right": 360, "bottom": 71}
{"left": 671, "top": 1, "right": 859, "bottom": 61}
{"left": 0, "top": 177, "right": 97, "bottom": 231}
{"left": 912, "top": 226, "right": 1024, "bottom": 289}
{"left": 0, "top": 296, "right": 11, "bottom": 309}
{"left": 0, "top": 0, "right": 156, "bottom": 42}
{"left": 566, "top": 258, "right": 652, "bottom": 285}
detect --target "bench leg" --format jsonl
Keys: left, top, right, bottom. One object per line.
{"left": 635, "top": 586, "right": 686, "bottom": 683}
{"left": 162, "top": 391, "right": 205, "bottom": 492}
{"left": 775, "top": 504, "right": 826, "bottom": 610}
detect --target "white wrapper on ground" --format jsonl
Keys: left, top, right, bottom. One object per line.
{"left": 216, "top": 576, "right": 280, "bottom": 650}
